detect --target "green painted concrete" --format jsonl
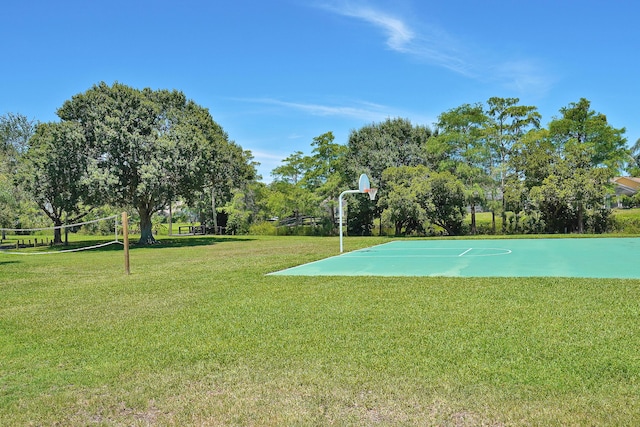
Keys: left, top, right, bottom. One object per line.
{"left": 269, "top": 238, "right": 640, "bottom": 278}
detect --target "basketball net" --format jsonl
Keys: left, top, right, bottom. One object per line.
{"left": 364, "top": 188, "right": 378, "bottom": 201}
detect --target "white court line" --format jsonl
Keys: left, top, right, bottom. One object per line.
{"left": 458, "top": 248, "right": 473, "bottom": 257}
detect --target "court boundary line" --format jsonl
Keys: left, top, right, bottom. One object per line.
{"left": 266, "top": 241, "right": 397, "bottom": 276}
{"left": 346, "top": 247, "right": 512, "bottom": 258}
{"left": 267, "top": 241, "right": 514, "bottom": 275}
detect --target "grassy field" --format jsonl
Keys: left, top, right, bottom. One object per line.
{"left": 1, "top": 234, "right": 640, "bottom": 425}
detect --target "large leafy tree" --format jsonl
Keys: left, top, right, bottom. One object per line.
{"left": 485, "top": 97, "right": 541, "bottom": 232}
{"left": 270, "top": 151, "right": 321, "bottom": 225}
{"left": 346, "top": 118, "right": 433, "bottom": 181}
{"left": 57, "top": 82, "right": 230, "bottom": 244}
{"left": 267, "top": 132, "right": 348, "bottom": 233}
{"left": 628, "top": 138, "right": 640, "bottom": 176}
{"left": 301, "top": 132, "right": 347, "bottom": 229}
{"left": 432, "top": 103, "right": 489, "bottom": 234}
{"left": 0, "top": 174, "right": 15, "bottom": 237}
{"left": 548, "top": 98, "right": 627, "bottom": 170}
{"left": 380, "top": 166, "right": 428, "bottom": 235}
{"left": 379, "top": 166, "right": 466, "bottom": 236}
{"left": 20, "top": 122, "right": 95, "bottom": 244}
{"left": 0, "top": 113, "right": 38, "bottom": 233}
{"left": 541, "top": 98, "right": 627, "bottom": 233}
{"left": 198, "top": 142, "right": 258, "bottom": 232}
{"left": 416, "top": 170, "right": 467, "bottom": 235}
{"left": 0, "top": 113, "right": 36, "bottom": 172}
{"left": 345, "top": 118, "right": 433, "bottom": 235}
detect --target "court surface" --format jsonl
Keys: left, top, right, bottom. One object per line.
{"left": 269, "top": 238, "right": 640, "bottom": 278}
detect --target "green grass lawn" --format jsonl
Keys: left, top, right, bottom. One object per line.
{"left": 1, "top": 234, "right": 640, "bottom": 425}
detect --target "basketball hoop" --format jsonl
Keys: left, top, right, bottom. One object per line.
{"left": 359, "top": 174, "right": 377, "bottom": 200}
{"left": 365, "top": 188, "right": 378, "bottom": 201}
{"left": 339, "top": 174, "right": 379, "bottom": 252}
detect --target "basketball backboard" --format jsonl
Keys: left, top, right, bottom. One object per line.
{"left": 358, "top": 174, "right": 370, "bottom": 192}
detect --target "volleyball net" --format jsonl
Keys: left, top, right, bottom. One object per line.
{"left": 0, "top": 214, "right": 124, "bottom": 255}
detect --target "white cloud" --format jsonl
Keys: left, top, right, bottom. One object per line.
{"left": 234, "top": 97, "right": 438, "bottom": 182}
{"left": 236, "top": 97, "right": 393, "bottom": 122}
{"left": 250, "top": 149, "right": 287, "bottom": 161}
{"left": 492, "top": 60, "right": 555, "bottom": 96}
{"left": 319, "top": 2, "right": 473, "bottom": 75}
{"left": 327, "top": 4, "right": 415, "bottom": 51}
{"left": 317, "top": 1, "right": 553, "bottom": 95}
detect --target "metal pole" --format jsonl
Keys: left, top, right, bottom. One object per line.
{"left": 339, "top": 189, "right": 360, "bottom": 253}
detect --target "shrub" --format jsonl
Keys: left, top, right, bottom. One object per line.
{"left": 248, "top": 221, "right": 277, "bottom": 235}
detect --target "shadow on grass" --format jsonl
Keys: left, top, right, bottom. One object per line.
{"left": 0, "top": 235, "right": 254, "bottom": 254}
{"left": 0, "top": 260, "right": 20, "bottom": 265}
{"left": 132, "top": 236, "right": 255, "bottom": 250}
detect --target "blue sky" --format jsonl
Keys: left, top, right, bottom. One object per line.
{"left": 2, "top": 0, "right": 639, "bottom": 181}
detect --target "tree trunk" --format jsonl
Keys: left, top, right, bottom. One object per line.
{"left": 441, "top": 223, "right": 456, "bottom": 236}
{"left": 470, "top": 205, "right": 477, "bottom": 235}
{"left": 577, "top": 202, "right": 584, "bottom": 234}
{"left": 330, "top": 198, "right": 337, "bottom": 234}
{"left": 168, "top": 202, "right": 173, "bottom": 236}
{"left": 138, "top": 207, "right": 157, "bottom": 245}
{"left": 491, "top": 210, "right": 496, "bottom": 234}
{"left": 53, "top": 219, "right": 63, "bottom": 244}
{"left": 211, "top": 187, "right": 217, "bottom": 234}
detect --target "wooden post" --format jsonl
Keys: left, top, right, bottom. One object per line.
{"left": 122, "top": 212, "right": 130, "bottom": 275}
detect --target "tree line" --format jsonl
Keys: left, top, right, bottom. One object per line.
{"left": 1, "top": 82, "right": 256, "bottom": 244}
{"left": 0, "top": 83, "right": 634, "bottom": 242}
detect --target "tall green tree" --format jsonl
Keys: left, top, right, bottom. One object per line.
{"left": 272, "top": 151, "right": 307, "bottom": 185}
{"left": 549, "top": 98, "right": 628, "bottom": 170}
{"left": 379, "top": 166, "right": 466, "bottom": 236}
{"left": 20, "top": 122, "right": 94, "bottom": 244}
{"left": 432, "top": 103, "right": 489, "bottom": 234}
{"left": 301, "top": 132, "right": 347, "bottom": 229}
{"left": 543, "top": 98, "right": 627, "bottom": 233}
{"left": 0, "top": 113, "right": 36, "bottom": 172}
{"left": 415, "top": 170, "right": 467, "bottom": 235}
{"left": 485, "top": 97, "right": 541, "bottom": 233}
{"left": 0, "top": 113, "right": 38, "bottom": 233}
{"left": 511, "top": 128, "right": 555, "bottom": 190}
{"left": 628, "top": 138, "right": 640, "bottom": 176}
{"left": 200, "top": 142, "right": 258, "bottom": 232}
{"left": 270, "top": 151, "right": 320, "bottom": 225}
{"left": 346, "top": 118, "right": 433, "bottom": 235}
{"left": 380, "top": 166, "right": 428, "bottom": 235}
{"left": 346, "top": 118, "right": 433, "bottom": 180}
{"left": 57, "top": 82, "right": 231, "bottom": 244}
{"left": 0, "top": 174, "right": 15, "bottom": 237}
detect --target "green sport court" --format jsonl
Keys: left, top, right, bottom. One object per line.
{"left": 269, "top": 238, "right": 640, "bottom": 278}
